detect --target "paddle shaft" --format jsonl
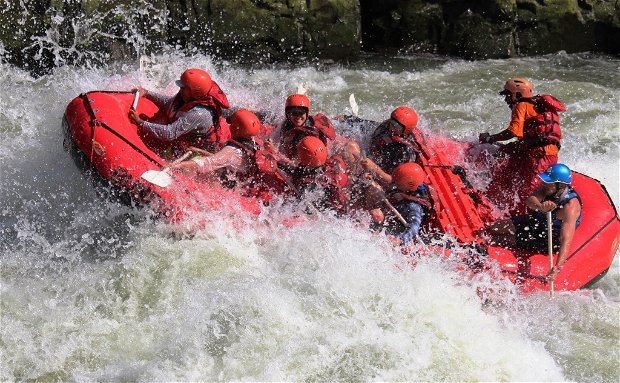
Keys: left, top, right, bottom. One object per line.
{"left": 276, "top": 168, "right": 323, "bottom": 215}
{"left": 547, "top": 211, "right": 555, "bottom": 296}
{"left": 356, "top": 176, "right": 408, "bottom": 227}
{"left": 141, "top": 150, "right": 201, "bottom": 187}
{"left": 169, "top": 150, "right": 194, "bottom": 167}
{"left": 276, "top": 168, "right": 298, "bottom": 194}
{"left": 188, "top": 146, "right": 213, "bottom": 156}
{"left": 383, "top": 198, "right": 409, "bottom": 227}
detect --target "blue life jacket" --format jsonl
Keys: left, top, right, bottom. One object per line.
{"left": 386, "top": 184, "right": 431, "bottom": 236}
{"left": 536, "top": 186, "right": 582, "bottom": 229}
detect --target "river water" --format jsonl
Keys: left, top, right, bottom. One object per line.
{"left": 1, "top": 51, "right": 619, "bottom": 381}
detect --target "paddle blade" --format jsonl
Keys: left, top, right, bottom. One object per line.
{"left": 139, "top": 55, "right": 148, "bottom": 71}
{"left": 349, "top": 93, "right": 359, "bottom": 116}
{"left": 131, "top": 91, "right": 140, "bottom": 110}
{"left": 296, "top": 83, "right": 308, "bottom": 95}
{"left": 141, "top": 170, "right": 172, "bottom": 188}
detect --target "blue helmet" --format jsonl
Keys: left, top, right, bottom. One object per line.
{"left": 538, "top": 163, "right": 572, "bottom": 184}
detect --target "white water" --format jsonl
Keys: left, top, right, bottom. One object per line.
{"left": 1, "top": 52, "right": 619, "bottom": 381}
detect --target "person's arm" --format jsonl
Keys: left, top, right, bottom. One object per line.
{"left": 193, "top": 146, "right": 244, "bottom": 175}
{"left": 335, "top": 115, "right": 378, "bottom": 129}
{"left": 170, "top": 146, "right": 243, "bottom": 176}
{"left": 265, "top": 140, "right": 297, "bottom": 166}
{"left": 479, "top": 103, "right": 527, "bottom": 144}
{"left": 397, "top": 202, "right": 424, "bottom": 245}
{"left": 548, "top": 199, "right": 581, "bottom": 278}
{"left": 479, "top": 129, "right": 515, "bottom": 144}
{"left": 143, "top": 90, "right": 174, "bottom": 107}
{"left": 525, "top": 186, "right": 557, "bottom": 212}
{"left": 141, "top": 107, "right": 214, "bottom": 141}
{"left": 335, "top": 115, "right": 365, "bottom": 124}
{"left": 128, "top": 91, "right": 176, "bottom": 129}
{"left": 360, "top": 158, "right": 391, "bottom": 187}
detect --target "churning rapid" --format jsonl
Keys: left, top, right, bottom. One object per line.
{"left": 1, "top": 51, "right": 619, "bottom": 381}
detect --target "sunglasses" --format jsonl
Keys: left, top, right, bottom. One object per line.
{"left": 499, "top": 90, "right": 514, "bottom": 104}
{"left": 287, "top": 107, "right": 308, "bottom": 117}
{"left": 389, "top": 119, "right": 406, "bottom": 134}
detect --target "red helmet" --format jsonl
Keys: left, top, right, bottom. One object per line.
{"left": 228, "top": 109, "right": 262, "bottom": 139}
{"left": 297, "top": 136, "right": 328, "bottom": 168}
{"left": 177, "top": 68, "right": 213, "bottom": 99}
{"left": 390, "top": 106, "right": 418, "bottom": 135}
{"left": 392, "top": 162, "right": 426, "bottom": 192}
{"left": 285, "top": 94, "right": 310, "bottom": 112}
{"left": 501, "top": 78, "right": 533, "bottom": 103}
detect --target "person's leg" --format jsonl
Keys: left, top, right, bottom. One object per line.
{"left": 520, "top": 154, "right": 558, "bottom": 202}
{"left": 482, "top": 218, "right": 518, "bottom": 247}
{"left": 482, "top": 214, "right": 558, "bottom": 253}
{"left": 513, "top": 214, "right": 550, "bottom": 252}
{"left": 489, "top": 152, "right": 527, "bottom": 215}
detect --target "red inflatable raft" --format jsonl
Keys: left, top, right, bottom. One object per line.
{"left": 409, "top": 126, "right": 620, "bottom": 293}
{"left": 63, "top": 91, "right": 619, "bottom": 293}
{"left": 62, "top": 91, "right": 262, "bottom": 224}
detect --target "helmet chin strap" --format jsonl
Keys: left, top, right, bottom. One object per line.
{"left": 502, "top": 92, "right": 515, "bottom": 109}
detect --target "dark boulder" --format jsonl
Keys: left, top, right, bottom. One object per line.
{"left": 1, "top": 0, "right": 617, "bottom": 74}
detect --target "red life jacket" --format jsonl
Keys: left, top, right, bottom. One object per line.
{"left": 522, "top": 94, "right": 565, "bottom": 151}
{"left": 174, "top": 80, "right": 230, "bottom": 115}
{"left": 297, "top": 155, "right": 349, "bottom": 214}
{"left": 227, "top": 138, "right": 277, "bottom": 176}
{"left": 281, "top": 113, "right": 336, "bottom": 157}
{"left": 387, "top": 189, "right": 433, "bottom": 210}
{"left": 311, "top": 113, "right": 337, "bottom": 140}
{"left": 170, "top": 81, "right": 232, "bottom": 152}
{"left": 226, "top": 138, "right": 288, "bottom": 197}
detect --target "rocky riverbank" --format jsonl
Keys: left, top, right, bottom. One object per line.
{"left": 1, "top": 0, "right": 618, "bottom": 74}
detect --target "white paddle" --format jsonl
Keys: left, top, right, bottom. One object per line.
{"left": 141, "top": 169, "right": 173, "bottom": 188}
{"left": 131, "top": 90, "right": 140, "bottom": 110}
{"left": 296, "top": 83, "right": 308, "bottom": 95}
{"left": 547, "top": 211, "right": 555, "bottom": 297}
{"left": 133, "top": 54, "right": 147, "bottom": 110}
{"left": 349, "top": 93, "right": 359, "bottom": 116}
{"left": 140, "top": 151, "right": 194, "bottom": 188}
{"left": 139, "top": 55, "right": 147, "bottom": 72}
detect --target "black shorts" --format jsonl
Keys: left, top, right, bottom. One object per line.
{"left": 511, "top": 214, "right": 560, "bottom": 253}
